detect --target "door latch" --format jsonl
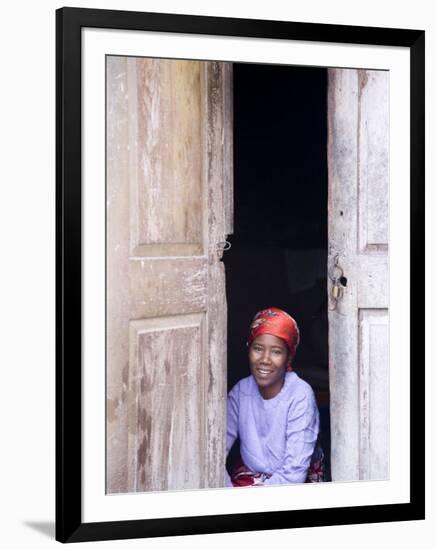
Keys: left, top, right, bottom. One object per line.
{"left": 328, "top": 254, "right": 347, "bottom": 310}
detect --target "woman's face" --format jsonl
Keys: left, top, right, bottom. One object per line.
{"left": 248, "top": 333, "right": 290, "bottom": 400}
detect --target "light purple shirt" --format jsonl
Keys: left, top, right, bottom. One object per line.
{"left": 226, "top": 371, "right": 319, "bottom": 486}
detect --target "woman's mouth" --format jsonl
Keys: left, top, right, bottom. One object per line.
{"left": 256, "top": 367, "right": 273, "bottom": 376}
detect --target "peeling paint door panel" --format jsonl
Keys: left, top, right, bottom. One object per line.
{"left": 327, "top": 69, "right": 389, "bottom": 481}
{"left": 106, "top": 57, "right": 233, "bottom": 493}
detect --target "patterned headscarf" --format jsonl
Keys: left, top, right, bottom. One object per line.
{"left": 247, "top": 307, "right": 300, "bottom": 371}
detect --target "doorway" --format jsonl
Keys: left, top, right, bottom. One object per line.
{"left": 224, "top": 63, "right": 331, "bottom": 480}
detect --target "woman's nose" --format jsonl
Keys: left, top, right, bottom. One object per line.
{"left": 260, "top": 351, "right": 272, "bottom": 363}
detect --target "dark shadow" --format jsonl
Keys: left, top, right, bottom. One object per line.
{"left": 24, "top": 521, "right": 54, "bottom": 539}
{"left": 224, "top": 62, "right": 331, "bottom": 481}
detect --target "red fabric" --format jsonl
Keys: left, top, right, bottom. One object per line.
{"left": 305, "top": 445, "right": 325, "bottom": 483}
{"left": 247, "top": 307, "right": 300, "bottom": 371}
{"left": 229, "top": 447, "right": 325, "bottom": 486}
{"left": 229, "top": 458, "right": 270, "bottom": 487}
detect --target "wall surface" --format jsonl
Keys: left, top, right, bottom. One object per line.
{"left": 0, "top": 0, "right": 434, "bottom": 549}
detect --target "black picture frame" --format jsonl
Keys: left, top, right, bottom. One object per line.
{"left": 56, "top": 6, "right": 425, "bottom": 543}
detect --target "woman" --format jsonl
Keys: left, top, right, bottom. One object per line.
{"left": 226, "top": 307, "right": 323, "bottom": 487}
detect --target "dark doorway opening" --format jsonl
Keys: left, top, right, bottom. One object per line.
{"left": 224, "top": 62, "right": 331, "bottom": 481}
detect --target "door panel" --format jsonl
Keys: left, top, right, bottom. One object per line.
{"left": 357, "top": 70, "right": 389, "bottom": 252}
{"left": 133, "top": 59, "right": 204, "bottom": 256}
{"left": 128, "top": 314, "right": 206, "bottom": 491}
{"left": 358, "top": 309, "right": 389, "bottom": 480}
{"left": 328, "top": 69, "right": 389, "bottom": 481}
{"left": 106, "top": 57, "right": 232, "bottom": 493}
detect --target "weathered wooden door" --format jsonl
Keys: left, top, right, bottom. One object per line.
{"left": 106, "top": 57, "right": 233, "bottom": 493}
{"left": 328, "top": 69, "right": 389, "bottom": 481}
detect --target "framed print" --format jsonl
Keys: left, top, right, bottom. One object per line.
{"left": 56, "top": 7, "right": 425, "bottom": 543}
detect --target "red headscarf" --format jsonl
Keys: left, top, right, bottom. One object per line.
{"left": 247, "top": 307, "right": 300, "bottom": 371}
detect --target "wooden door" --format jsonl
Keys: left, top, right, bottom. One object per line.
{"left": 328, "top": 69, "right": 389, "bottom": 481}
{"left": 106, "top": 57, "right": 233, "bottom": 493}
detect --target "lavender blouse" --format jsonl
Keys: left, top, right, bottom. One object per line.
{"left": 226, "top": 371, "right": 319, "bottom": 486}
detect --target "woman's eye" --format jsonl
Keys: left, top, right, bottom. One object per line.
{"left": 272, "top": 349, "right": 282, "bottom": 355}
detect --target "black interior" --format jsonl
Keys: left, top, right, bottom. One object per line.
{"left": 224, "top": 63, "right": 331, "bottom": 480}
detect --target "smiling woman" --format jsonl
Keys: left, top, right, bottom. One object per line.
{"left": 226, "top": 307, "right": 322, "bottom": 487}
{"left": 249, "top": 333, "right": 290, "bottom": 399}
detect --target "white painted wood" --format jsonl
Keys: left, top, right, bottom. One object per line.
{"left": 128, "top": 314, "right": 205, "bottom": 491}
{"left": 223, "top": 63, "right": 234, "bottom": 237}
{"left": 358, "top": 310, "right": 389, "bottom": 480}
{"left": 106, "top": 57, "right": 232, "bottom": 493}
{"left": 204, "top": 62, "right": 232, "bottom": 487}
{"left": 328, "top": 69, "right": 389, "bottom": 481}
